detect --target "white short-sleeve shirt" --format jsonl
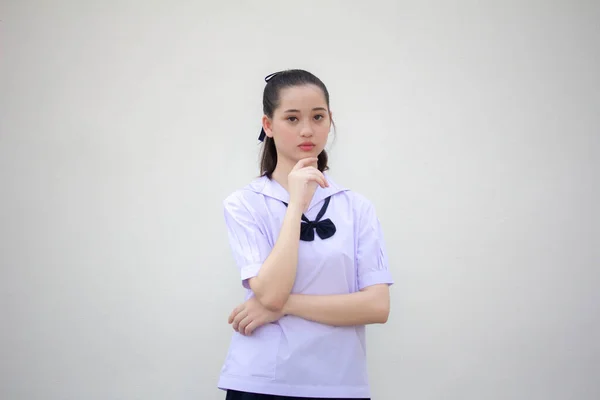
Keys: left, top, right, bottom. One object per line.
{"left": 218, "top": 173, "right": 394, "bottom": 398}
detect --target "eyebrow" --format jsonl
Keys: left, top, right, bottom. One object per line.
{"left": 283, "top": 107, "right": 328, "bottom": 113}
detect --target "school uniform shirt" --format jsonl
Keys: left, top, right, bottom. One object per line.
{"left": 218, "top": 173, "right": 394, "bottom": 399}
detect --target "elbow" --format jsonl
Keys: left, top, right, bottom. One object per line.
{"left": 249, "top": 278, "right": 288, "bottom": 312}
{"left": 373, "top": 295, "right": 390, "bottom": 324}
{"left": 263, "top": 298, "right": 286, "bottom": 313}
{"left": 380, "top": 309, "right": 390, "bottom": 324}
{"left": 373, "top": 305, "right": 390, "bottom": 324}
{"left": 362, "top": 284, "right": 391, "bottom": 324}
{"left": 256, "top": 292, "right": 287, "bottom": 313}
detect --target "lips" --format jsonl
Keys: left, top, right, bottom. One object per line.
{"left": 299, "top": 142, "right": 315, "bottom": 151}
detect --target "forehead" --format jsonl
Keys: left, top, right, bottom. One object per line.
{"left": 276, "top": 84, "right": 328, "bottom": 112}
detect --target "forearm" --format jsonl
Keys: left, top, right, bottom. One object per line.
{"left": 250, "top": 204, "right": 303, "bottom": 311}
{"left": 283, "top": 285, "right": 390, "bottom": 326}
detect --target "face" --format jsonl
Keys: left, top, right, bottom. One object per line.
{"left": 262, "top": 84, "right": 331, "bottom": 167}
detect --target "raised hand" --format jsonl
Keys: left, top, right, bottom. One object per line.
{"left": 287, "top": 157, "right": 328, "bottom": 212}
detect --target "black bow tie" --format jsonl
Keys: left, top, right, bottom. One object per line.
{"left": 283, "top": 196, "right": 336, "bottom": 242}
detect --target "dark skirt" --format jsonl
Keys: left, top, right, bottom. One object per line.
{"left": 226, "top": 389, "right": 370, "bottom": 400}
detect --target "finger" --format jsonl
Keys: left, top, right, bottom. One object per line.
{"left": 244, "top": 320, "right": 259, "bottom": 336}
{"left": 304, "top": 167, "right": 327, "bottom": 181}
{"left": 306, "top": 170, "right": 328, "bottom": 188}
{"left": 300, "top": 166, "right": 324, "bottom": 179}
{"left": 232, "top": 310, "right": 247, "bottom": 331}
{"left": 228, "top": 309, "right": 237, "bottom": 324}
{"left": 237, "top": 315, "right": 253, "bottom": 335}
{"left": 228, "top": 305, "right": 243, "bottom": 324}
{"left": 293, "top": 157, "right": 319, "bottom": 171}
{"left": 319, "top": 170, "right": 329, "bottom": 187}
{"left": 298, "top": 166, "right": 328, "bottom": 187}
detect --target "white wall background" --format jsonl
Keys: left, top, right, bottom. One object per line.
{"left": 1, "top": 1, "right": 599, "bottom": 399}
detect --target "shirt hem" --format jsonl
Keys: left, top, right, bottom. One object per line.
{"left": 218, "top": 373, "right": 371, "bottom": 398}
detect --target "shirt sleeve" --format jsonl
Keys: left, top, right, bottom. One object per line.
{"left": 356, "top": 198, "right": 394, "bottom": 290}
{"left": 223, "top": 193, "right": 272, "bottom": 289}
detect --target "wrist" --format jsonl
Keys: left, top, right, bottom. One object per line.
{"left": 285, "top": 202, "right": 305, "bottom": 217}
{"left": 282, "top": 295, "right": 295, "bottom": 316}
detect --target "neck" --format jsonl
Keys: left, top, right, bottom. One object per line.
{"left": 271, "top": 156, "right": 296, "bottom": 191}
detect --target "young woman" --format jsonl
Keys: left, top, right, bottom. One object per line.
{"left": 218, "top": 69, "right": 393, "bottom": 400}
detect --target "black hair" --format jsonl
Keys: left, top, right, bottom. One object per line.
{"left": 259, "top": 69, "right": 335, "bottom": 178}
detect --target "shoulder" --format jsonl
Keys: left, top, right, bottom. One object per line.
{"left": 344, "top": 190, "right": 374, "bottom": 209}
{"left": 344, "top": 191, "right": 379, "bottom": 226}
{"left": 223, "top": 176, "right": 268, "bottom": 214}
{"left": 327, "top": 176, "right": 375, "bottom": 213}
{"left": 327, "top": 186, "right": 379, "bottom": 234}
{"left": 325, "top": 174, "right": 379, "bottom": 222}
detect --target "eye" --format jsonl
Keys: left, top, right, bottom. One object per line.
{"left": 314, "top": 114, "right": 325, "bottom": 121}
{"left": 287, "top": 116, "right": 298, "bottom": 122}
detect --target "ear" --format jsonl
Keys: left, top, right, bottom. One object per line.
{"left": 262, "top": 115, "right": 274, "bottom": 138}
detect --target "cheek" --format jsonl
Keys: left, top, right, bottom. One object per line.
{"left": 316, "top": 124, "right": 330, "bottom": 139}
{"left": 272, "top": 123, "right": 296, "bottom": 145}
{"left": 272, "top": 121, "right": 292, "bottom": 135}
{"left": 316, "top": 118, "right": 331, "bottom": 132}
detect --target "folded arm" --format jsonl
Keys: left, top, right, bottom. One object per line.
{"left": 283, "top": 284, "right": 390, "bottom": 326}
{"left": 230, "top": 284, "right": 390, "bottom": 335}
{"left": 246, "top": 203, "right": 303, "bottom": 312}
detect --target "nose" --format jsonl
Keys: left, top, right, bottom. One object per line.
{"left": 300, "top": 121, "right": 314, "bottom": 137}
